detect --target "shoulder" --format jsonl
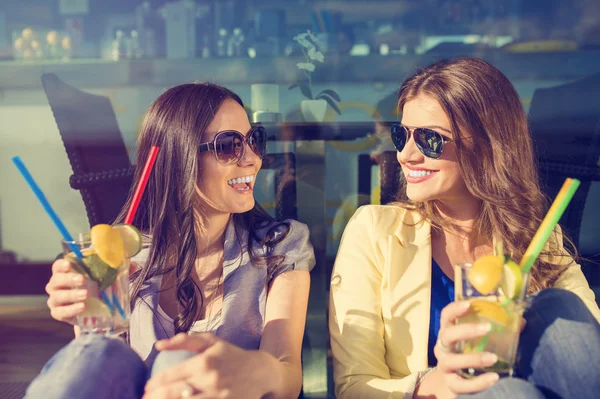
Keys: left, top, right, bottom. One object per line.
{"left": 257, "top": 218, "right": 315, "bottom": 273}
{"left": 345, "top": 204, "right": 422, "bottom": 238}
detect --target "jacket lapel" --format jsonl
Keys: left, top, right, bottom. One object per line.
{"left": 388, "top": 210, "right": 432, "bottom": 372}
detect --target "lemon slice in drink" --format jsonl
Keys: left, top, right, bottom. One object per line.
{"left": 469, "top": 299, "right": 509, "bottom": 326}
{"left": 81, "top": 297, "right": 112, "bottom": 317}
{"left": 468, "top": 255, "right": 503, "bottom": 295}
{"left": 90, "top": 224, "right": 125, "bottom": 269}
{"left": 113, "top": 224, "right": 142, "bottom": 258}
{"left": 500, "top": 260, "right": 523, "bottom": 300}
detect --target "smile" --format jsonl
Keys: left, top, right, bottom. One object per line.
{"left": 227, "top": 175, "right": 254, "bottom": 193}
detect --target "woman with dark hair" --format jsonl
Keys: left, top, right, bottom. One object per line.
{"left": 28, "top": 82, "right": 315, "bottom": 399}
{"left": 329, "top": 57, "right": 600, "bottom": 399}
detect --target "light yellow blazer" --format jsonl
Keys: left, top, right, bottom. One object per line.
{"left": 329, "top": 205, "right": 600, "bottom": 399}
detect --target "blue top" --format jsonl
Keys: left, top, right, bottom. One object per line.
{"left": 129, "top": 218, "right": 315, "bottom": 365}
{"left": 428, "top": 257, "right": 454, "bottom": 366}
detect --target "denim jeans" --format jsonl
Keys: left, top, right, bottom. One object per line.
{"left": 24, "top": 334, "right": 196, "bottom": 399}
{"left": 460, "top": 288, "right": 600, "bottom": 399}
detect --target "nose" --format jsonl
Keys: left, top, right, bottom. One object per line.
{"left": 237, "top": 141, "right": 259, "bottom": 167}
{"left": 397, "top": 131, "right": 424, "bottom": 165}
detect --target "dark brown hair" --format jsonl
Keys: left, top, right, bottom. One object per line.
{"left": 397, "top": 57, "right": 573, "bottom": 292}
{"left": 118, "top": 82, "right": 287, "bottom": 333}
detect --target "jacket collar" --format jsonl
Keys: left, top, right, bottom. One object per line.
{"left": 393, "top": 207, "right": 432, "bottom": 247}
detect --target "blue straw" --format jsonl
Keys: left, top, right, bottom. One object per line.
{"left": 12, "top": 156, "right": 125, "bottom": 320}
{"left": 12, "top": 156, "right": 84, "bottom": 259}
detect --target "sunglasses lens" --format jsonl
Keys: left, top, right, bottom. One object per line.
{"left": 249, "top": 126, "right": 267, "bottom": 158}
{"left": 414, "top": 128, "right": 444, "bottom": 159}
{"left": 215, "top": 132, "right": 244, "bottom": 164}
{"left": 391, "top": 124, "right": 408, "bottom": 152}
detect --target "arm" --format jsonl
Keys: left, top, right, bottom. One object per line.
{"left": 329, "top": 206, "right": 426, "bottom": 399}
{"left": 259, "top": 270, "right": 311, "bottom": 399}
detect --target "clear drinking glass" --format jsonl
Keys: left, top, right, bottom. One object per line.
{"left": 61, "top": 233, "right": 130, "bottom": 336}
{"left": 454, "top": 263, "right": 530, "bottom": 377}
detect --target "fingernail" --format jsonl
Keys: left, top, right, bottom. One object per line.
{"left": 75, "top": 289, "right": 87, "bottom": 300}
{"left": 478, "top": 323, "right": 492, "bottom": 332}
{"left": 482, "top": 353, "right": 498, "bottom": 364}
{"left": 488, "top": 373, "right": 499, "bottom": 383}
{"left": 459, "top": 301, "right": 471, "bottom": 310}
{"left": 76, "top": 303, "right": 85, "bottom": 310}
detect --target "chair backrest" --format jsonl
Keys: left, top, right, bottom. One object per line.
{"left": 529, "top": 74, "right": 600, "bottom": 249}
{"left": 261, "top": 152, "right": 298, "bottom": 220}
{"left": 357, "top": 151, "right": 402, "bottom": 206}
{"left": 41, "top": 73, "right": 132, "bottom": 226}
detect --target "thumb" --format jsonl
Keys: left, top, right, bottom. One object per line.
{"left": 156, "top": 332, "right": 219, "bottom": 353}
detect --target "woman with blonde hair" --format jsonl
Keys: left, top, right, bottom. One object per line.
{"left": 330, "top": 57, "right": 600, "bottom": 399}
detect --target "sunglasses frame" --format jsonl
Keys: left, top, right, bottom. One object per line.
{"left": 390, "top": 123, "right": 454, "bottom": 159}
{"left": 199, "top": 125, "right": 267, "bottom": 165}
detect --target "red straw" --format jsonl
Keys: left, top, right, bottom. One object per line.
{"left": 125, "top": 146, "right": 160, "bottom": 224}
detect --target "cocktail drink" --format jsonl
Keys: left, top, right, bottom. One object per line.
{"left": 454, "top": 243, "right": 530, "bottom": 378}
{"left": 61, "top": 224, "right": 141, "bottom": 336}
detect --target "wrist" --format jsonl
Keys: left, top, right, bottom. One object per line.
{"left": 414, "top": 368, "right": 453, "bottom": 399}
{"left": 254, "top": 350, "right": 284, "bottom": 398}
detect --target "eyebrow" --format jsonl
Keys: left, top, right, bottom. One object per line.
{"left": 402, "top": 124, "right": 452, "bottom": 134}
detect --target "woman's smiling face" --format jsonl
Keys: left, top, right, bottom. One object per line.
{"left": 196, "top": 100, "right": 262, "bottom": 215}
{"left": 398, "top": 94, "right": 471, "bottom": 204}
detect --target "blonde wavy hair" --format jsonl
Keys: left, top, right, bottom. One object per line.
{"left": 396, "top": 57, "right": 574, "bottom": 293}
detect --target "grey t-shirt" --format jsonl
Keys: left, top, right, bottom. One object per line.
{"left": 129, "top": 219, "right": 315, "bottom": 364}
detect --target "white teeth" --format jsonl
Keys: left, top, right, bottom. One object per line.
{"left": 227, "top": 175, "right": 254, "bottom": 186}
{"left": 408, "top": 170, "right": 434, "bottom": 177}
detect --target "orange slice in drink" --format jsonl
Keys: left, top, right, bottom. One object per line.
{"left": 90, "top": 224, "right": 125, "bottom": 269}
{"left": 468, "top": 255, "right": 503, "bottom": 295}
{"left": 469, "top": 299, "right": 509, "bottom": 326}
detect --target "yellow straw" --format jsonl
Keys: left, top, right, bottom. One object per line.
{"left": 520, "top": 178, "right": 581, "bottom": 273}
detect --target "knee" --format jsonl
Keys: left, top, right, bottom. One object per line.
{"left": 488, "top": 378, "right": 545, "bottom": 399}
{"left": 534, "top": 288, "right": 581, "bottom": 307}
{"left": 151, "top": 350, "right": 197, "bottom": 378}
{"left": 527, "top": 288, "right": 592, "bottom": 322}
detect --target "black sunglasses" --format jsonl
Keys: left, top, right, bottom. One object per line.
{"left": 199, "top": 125, "right": 268, "bottom": 165}
{"left": 390, "top": 123, "right": 454, "bottom": 159}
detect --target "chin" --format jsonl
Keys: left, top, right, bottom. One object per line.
{"left": 232, "top": 198, "right": 256, "bottom": 214}
{"left": 405, "top": 186, "right": 436, "bottom": 203}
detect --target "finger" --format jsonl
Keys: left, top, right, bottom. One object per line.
{"left": 46, "top": 273, "right": 85, "bottom": 292}
{"left": 437, "top": 351, "right": 499, "bottom": 373}
{"left": 52, "top": 259, "right": 72, "bottom": 273}
{"left": 47, "top": 288, "right": 88, "bottom": 308}
{"left": 49, "top": 302, "right": 85, "bottom": 322}
{"left": 446, "top": 372, "right": 499, "bottom": 394}
{"left": 156, "top": 333, "right": 219, "bottom": 352}
{"left": 440, "top": 301, "right": 471, "bottom": 327}
{"left": 143, "top": 380, "right": 200, "bottom": 399}
{"left": 440, "top": 322, "right": 492, "bottom": 346}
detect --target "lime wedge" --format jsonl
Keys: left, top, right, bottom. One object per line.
{"left": 90, "top": 224, "right": 125, "bottom": 269}
{"left": 113, "top": 224, "right": 142, "bottom": 258}
{"left": 500, "top": 260, "right": 523, "bottom": 300}
{"left": 468, "top": 255, "right": 503, "bottom": 295}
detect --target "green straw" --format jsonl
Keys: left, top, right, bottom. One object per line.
{"left": 520, "top": 178, "right": 580, "bottom": 273}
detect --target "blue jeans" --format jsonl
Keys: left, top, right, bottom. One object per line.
{"left": 24, "top": 335, "right": 196, "bottom": 399}
{"left": 461, "top": 288, "right": 600, "bottom": 399}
